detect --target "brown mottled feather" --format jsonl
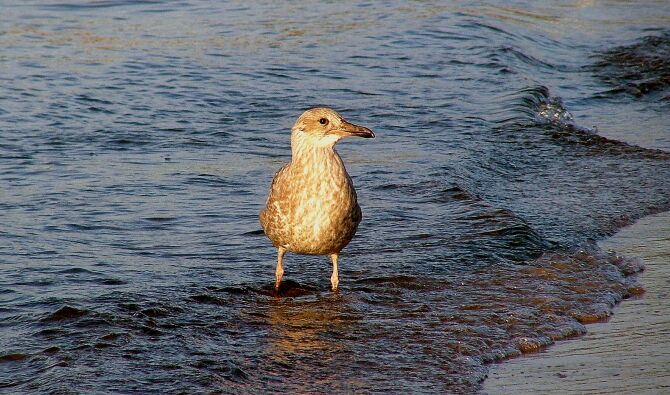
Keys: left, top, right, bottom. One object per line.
{"left": 260, "top": 148, "right": 361, "bottom": 255}
{"left": 260, "top": 107, "right": 370, "bottom": 257}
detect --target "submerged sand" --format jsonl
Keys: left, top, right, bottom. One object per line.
{"left": 483, "top": 211, "right": 670, "bottom": 394}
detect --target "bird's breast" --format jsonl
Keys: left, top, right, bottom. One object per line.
{"left": 262, "top": 151, "right": 362, "bottom": 255}
{"left": 294, "top": 160, "right": 358, "bottom": 228}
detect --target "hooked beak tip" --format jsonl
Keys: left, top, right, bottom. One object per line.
{"left": 340, "top": 121, "right": 375, "bottom": 139}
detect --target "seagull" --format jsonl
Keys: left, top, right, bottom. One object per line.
{"left": 260, "top": 107, "right": 375, "bottom": 292}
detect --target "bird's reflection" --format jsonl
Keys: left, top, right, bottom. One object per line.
{"left": 259, "top": 288, "right": 355, "bottom": 363}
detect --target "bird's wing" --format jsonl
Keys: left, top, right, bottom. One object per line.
{"left": 260, "top": 163, "right": 290, "bottom": 230}
{"left": 269, "top": 163, "right": 290, "bottom": 193}
{"left": 353, "top": 201, "right": 362, "bottom": 225}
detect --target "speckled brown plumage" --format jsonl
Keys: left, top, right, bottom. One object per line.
{"left": 260, "top": 107, "right": 374, "bottom": 291}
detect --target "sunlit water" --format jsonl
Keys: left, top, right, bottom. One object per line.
{"left": 1, "top": 1, "right": 670, "bottom": 393}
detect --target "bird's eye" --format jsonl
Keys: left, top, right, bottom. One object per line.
{"left": 319, "top": 118, "right": 328, "bottom": 125}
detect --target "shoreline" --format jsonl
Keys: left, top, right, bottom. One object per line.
{"left": 482, "top": 210, "right": 670, "bottom": 394}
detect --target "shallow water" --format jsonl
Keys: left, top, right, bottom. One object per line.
{"left": 484, "top": 211, "right": 670, "bottom": 394}
{"left": 1, "top": 1, "right": 670, "bottom": 393}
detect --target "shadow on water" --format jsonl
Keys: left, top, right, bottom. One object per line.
{"left": 592, "top": 32, "right": 670, "bottom": 100}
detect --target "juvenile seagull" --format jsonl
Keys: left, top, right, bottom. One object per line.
{"left": 260, "top": 107, "right": 375, "bottom": 292}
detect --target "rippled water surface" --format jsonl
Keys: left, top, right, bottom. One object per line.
{"left": 2, "top": 1, "right": 670, "bottom": 393}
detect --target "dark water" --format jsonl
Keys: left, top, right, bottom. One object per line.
{"left": 2, "top": 1, "right": 670, "bottom": 393}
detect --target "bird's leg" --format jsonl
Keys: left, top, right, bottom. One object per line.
{"left": 275, "top": 247, "right": 286, "bottom": 290}
{"left": 330, "top": 253, "right": 339, "bottom": 292}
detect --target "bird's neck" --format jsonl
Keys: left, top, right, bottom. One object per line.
{"left": 291, "top": 133, "right": 339, "bottom": 162}
{"left": 292, "top": 144, "right": 342, "bottom": 166}
{"left": 290, "top": 133, "right": 346, "bottom": 175}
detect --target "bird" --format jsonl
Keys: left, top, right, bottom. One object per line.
{"left": 260, "top": 107, "right": 375, "bottom": 292}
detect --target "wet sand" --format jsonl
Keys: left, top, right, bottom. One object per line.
{"left": 483, "top": 211, "right": 670, "bottom": 394}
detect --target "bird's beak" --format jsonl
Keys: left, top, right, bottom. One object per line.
{"left": 334, "top": 120, "right": 375, "bottom": 139}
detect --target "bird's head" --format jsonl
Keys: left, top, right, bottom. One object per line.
{"left": 291, "top": 107, "right": 375, "bottom": 149}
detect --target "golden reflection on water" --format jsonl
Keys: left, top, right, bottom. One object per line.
{"left": 256, "top": 296, "right": 355, "bottom": 368}
{"left": 463, "top": 1, "right": 670, "bottom": 38}
{"left": 0, "top": 3, "right": 454, "bottom": 68}
{"left": 4, "top": 1, "right": 667, "bottom": 72}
